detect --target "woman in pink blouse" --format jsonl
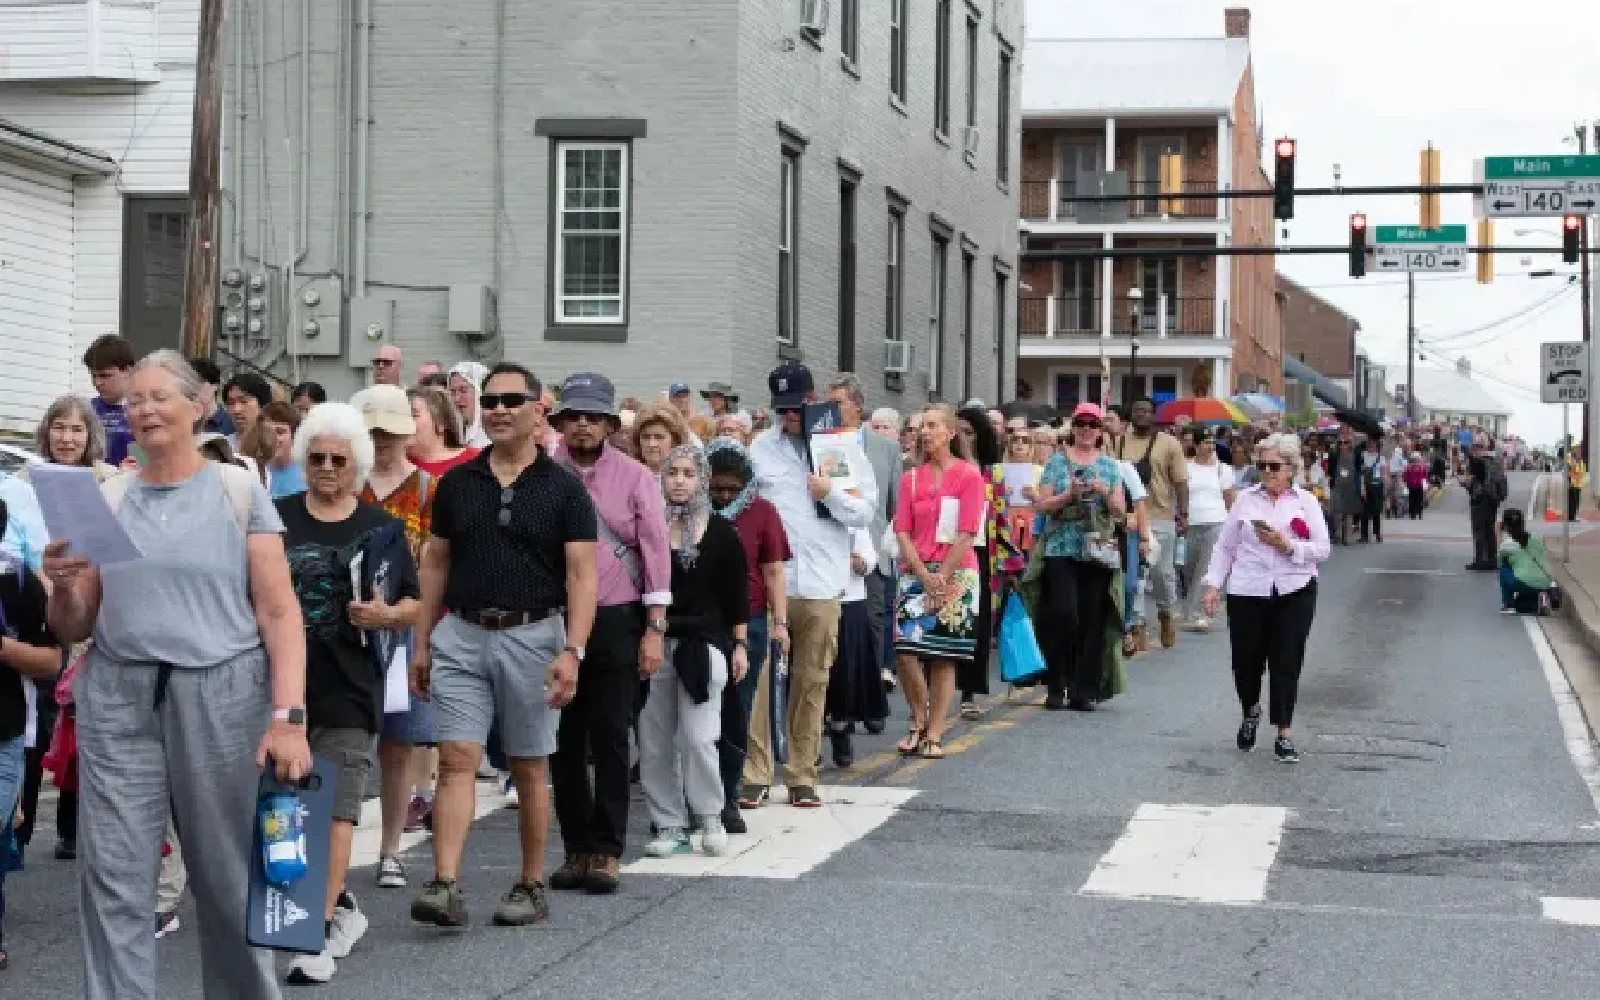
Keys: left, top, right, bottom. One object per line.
{"left": 891, "top": 404, "right": 987, "bottom": 760}
{"left": 1200, "top": 434, "right": 1331, "bottom": 763}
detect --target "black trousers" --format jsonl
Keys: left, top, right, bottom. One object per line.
{"left": 1408, "top": 486, "right": 1425, "bottom": 519}
{"left": 1470, "top": 501, "right": 1500, "bottom": 567}
{"left": 19, "top": 693, "right": 77, "bottom": 848}
{"left": 1359, "top": 490, "right": 1384, "bottom": 541}
{"left": 1570, "top": 486, "right": 1583, "bottom": 523}
{"left": 551, "top": 602, "right": 643, "bottom": 859}
{"left": 1226, "top": 582, "right": 1316, "bottom": 728}
{"left": 1039, "top": 557, "right": 1112, "bottom": 701}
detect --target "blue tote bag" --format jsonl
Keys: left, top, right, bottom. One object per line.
{"left": 998, "top": 592, "right": 1046, "bottom": 686}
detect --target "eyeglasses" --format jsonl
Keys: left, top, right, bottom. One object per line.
{"left": 565, "top": 412, "right": 608, "bottom": 425}
{"left": 498, "top": 486, "right": 515, "bottom": 527}
{"left": 307, "top": 452, "right": 348, "bottom": 469}
{"left": 1256, "top": 461, "right": 1284, "bottom": 472}
{"left": 1071, "top": 419, "right": 1101, "bottom": 429}
{"left": 480, "top": 392, "right": 532, "bottom": 411}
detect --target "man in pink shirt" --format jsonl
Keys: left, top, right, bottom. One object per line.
{"left": 547, "top": 373, "right": 672, "bottom": 893}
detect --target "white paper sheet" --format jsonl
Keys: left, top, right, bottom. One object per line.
{"left": 1001, "top": 463, "right": 1039, "bottom": 507}
{"left": 348, "top": 552, "right": 367, "bottom": 647}
{"left": 30, "top": 463, "right": 142, "bottom": 565}
{"left": 383, "top": 645, "right": 410, "bottom": 714}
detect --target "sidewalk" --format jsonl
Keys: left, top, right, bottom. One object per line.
{"left": 1544, "top": 550, "right": 1600, "bottom": 745}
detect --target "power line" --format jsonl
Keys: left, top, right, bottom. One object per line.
{"left": 1418, "top": 286, "right": 1579, "bottom": 350}
{"left": 1293, "top": 270, "right": 1578, "bottom": 291}
{"left": 1413, "top": 283, "right": 1578, "bottom": 346}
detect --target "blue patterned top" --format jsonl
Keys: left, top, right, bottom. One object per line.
{"left": 1035, "top": 453, "right": 1123, "bottom": 559}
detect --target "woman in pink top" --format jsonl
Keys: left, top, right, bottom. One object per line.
{"left": 1200, "top": 435, "right": 1331, "bottom": 763}
{"left": 891, "top": 404, "right": 986, "bottom": 760}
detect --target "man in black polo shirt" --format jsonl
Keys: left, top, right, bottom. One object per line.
{"left": 408, "top": 362, "right": 598, "bottom": 929}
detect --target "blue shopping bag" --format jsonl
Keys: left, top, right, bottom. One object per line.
{"left": 998, "top": 592, "right": 1047, "bottom": 686}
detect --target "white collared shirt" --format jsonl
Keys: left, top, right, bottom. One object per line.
{"left": 749, "top": 428, "right": 878, "bottom": 600}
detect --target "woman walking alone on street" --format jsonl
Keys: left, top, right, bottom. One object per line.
{"left": 1028, "top": 403, "right": 1126, "bottom": 712}
{"left": 892, "top": 405, "right": 987, "bottom": 758}
{"left": 1200, "top": 437, "right": 1331, "bottom": 763}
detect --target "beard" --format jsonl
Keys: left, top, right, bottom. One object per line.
{"left": 566, "top": 439, "right": 604, "bottom": 463}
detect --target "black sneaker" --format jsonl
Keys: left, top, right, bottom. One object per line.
{"left": 411, "top": 877, "right": 469, "bottom": 927}
{"left": 1274, "top": 737, "right": 1299, "bottom": 763}
{"left": 829, "top": 728, "right": 855, "bottom": 768}
{"left": 1044, "top": 691, "right": 1067, "bottom": 711}
{"left": 721, "top": 803, "right": 747, "bottom": 835}
{"left": 55, "top": 838, "right": 77, "bottom": 861}
{"left": 1236, "top": 712, "right": 1261, "bottom": 752}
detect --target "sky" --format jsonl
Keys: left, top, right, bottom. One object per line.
{"left": 1026, "top": 0, "right": 1600, "bottom": 446}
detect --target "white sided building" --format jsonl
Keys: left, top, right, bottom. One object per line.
{"left": 0, "top": 0, "right": 199, "bottom": 436}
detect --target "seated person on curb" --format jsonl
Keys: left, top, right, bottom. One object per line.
{"left": 1497, "top": 508, "right": 1558, "bottom": 616}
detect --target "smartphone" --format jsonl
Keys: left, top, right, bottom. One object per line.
{"left": 128, "top": 443, "right": 148, "bottom": 467}
{"left": 1251, "top": 519, "right": 1271, "bottom": 532}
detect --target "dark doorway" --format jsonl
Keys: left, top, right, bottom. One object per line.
{"left": 121, "top": 196, "right": 189, "bottom": 359}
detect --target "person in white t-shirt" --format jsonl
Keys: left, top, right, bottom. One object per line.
{"left": 1182, "top": 426, "right": 1236, "bottom": 631}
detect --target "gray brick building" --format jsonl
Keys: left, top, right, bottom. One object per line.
{"left": 219, "top": 0, "right": 1023, "bottom": 409}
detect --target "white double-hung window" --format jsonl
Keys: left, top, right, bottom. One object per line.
{"left": 555, "top": 142, "right": 629, "bottom": 323}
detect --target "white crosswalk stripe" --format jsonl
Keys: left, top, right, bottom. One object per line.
{"left": 1079, "top": 803, "right": 1289, "bottom": 904}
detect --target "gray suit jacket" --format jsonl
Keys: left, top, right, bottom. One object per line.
{"left": 860, "top": 428, "right": 901, "bottom": 545}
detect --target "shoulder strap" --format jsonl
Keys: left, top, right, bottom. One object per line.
{"left": 103, "top": 472, "right": 132, "bottom": 513}
{"left": 214, "top": 462, "right": 256, "bottom": 533}
{"left": 594, "top": 508, "right": 643, "bottom": 589}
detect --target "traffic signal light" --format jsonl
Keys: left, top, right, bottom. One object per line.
{"left": 1349, "top": 213, "right": 1367, "bottom": 278}
{"left": 1564, "top": 214, "right": 1582, "bottom": 264}
{"left": 1419, "top": 145, "right": 1441, "bottom": 229}
{"left": 1273, "top": 138, "right": 1296, "bottom": 221}
{"left": 1476, "top": 218, "right": 1494, "bottom": 284}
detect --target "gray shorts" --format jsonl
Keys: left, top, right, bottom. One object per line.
{"left": 430, "top": 613, "right": 563, "bottom": 760}
{"left": 309, "top": 726, "right": 378, "bottom": 824}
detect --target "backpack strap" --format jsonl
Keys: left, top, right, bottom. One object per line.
{"left": 105, "top": 465, "right": 253, "bottom": 533}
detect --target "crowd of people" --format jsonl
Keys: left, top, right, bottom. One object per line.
{"left": 0, "top": 332, "right": 1534, "bottom": 996}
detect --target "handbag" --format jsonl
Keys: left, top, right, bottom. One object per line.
{"left": 998, "top": 592, "right": 1046, "bottom": 685}
{"left": 1080, "top": 529, "right": 1123, "bottom": 572}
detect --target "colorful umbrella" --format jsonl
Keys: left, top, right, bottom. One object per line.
{"left": 1154, "top": 397, "right": 1248, "bottom": 426}
{"left": 1314, "top": 417, "right": 1342, "bottom": 433}
{"left": 1232, "top": 392, "right": 1286, "bottom": 414}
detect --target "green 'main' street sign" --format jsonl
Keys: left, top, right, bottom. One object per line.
{"left": 1374, "top": 225, "right": 1468, "bottom": 244}
{"left": 1484, "top": 155, "right": 1600, "bottom": 180}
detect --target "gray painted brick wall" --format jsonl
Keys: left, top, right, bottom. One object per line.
{"left": 220, "top": 0, "right": 1021, "bottom": 411}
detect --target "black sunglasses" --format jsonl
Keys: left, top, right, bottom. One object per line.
{"left": 307, "top": 452, "right": 348, "bottom": 469}
{"left": 480, "top": 392, "right": 532, "bottom": 412}
{"left": 497, "top": 486, "right": 515, "bottom": 527}
{"left": 1071, "top": 419, "right": 1101, "bottom": 429}
{"left": 1256, "top": 461, "right": 1284, "bottom": 472}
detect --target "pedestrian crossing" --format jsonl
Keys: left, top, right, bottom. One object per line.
{"left": 1079, "top": 803, "right": 1287, "bottom": 905}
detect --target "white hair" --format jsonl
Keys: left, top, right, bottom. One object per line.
{"left": 1256, "top": 432, "right": 1306, "bottom": 483}
{"left": 719, "top": 410, "right": 753, "bottom": 432}
{"left": 132, "top": 348, "right": 205, "bottom": 406}
{"left": 291, "top": 402, "right": 376, "bottom": 490}
{"left": 870, "top": 406, "right": 902, "bottom": 431}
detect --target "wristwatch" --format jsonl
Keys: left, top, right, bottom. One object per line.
{"left": 272, "top": 707, "right": 307, "bottom": 726}
{"left": 733, "top": 638, "right": 749, "bottom": 650}
{"left": 646, "top": 618, "right": 670, "bottom": 635}
{"left": 563, "top": 644, "right": 586, "bottom": 663}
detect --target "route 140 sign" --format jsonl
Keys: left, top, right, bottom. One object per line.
{"left": 1541, "top": 342, "right": 1590, "bottom": 404}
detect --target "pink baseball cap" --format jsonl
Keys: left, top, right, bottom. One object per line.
{"left": 1070, "top": 402, "right": 1104, "bottom": 423}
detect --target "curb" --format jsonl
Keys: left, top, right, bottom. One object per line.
{"left": 1547, "top": 558, "right": 1600, "bottom": 743}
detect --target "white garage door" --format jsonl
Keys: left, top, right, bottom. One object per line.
{"left": 0, "top": 156, "right": 74, "bottom": 436}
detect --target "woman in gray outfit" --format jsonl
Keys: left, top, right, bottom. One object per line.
{"left": 43, "top": 349, "right": 312, "bottom": 1000}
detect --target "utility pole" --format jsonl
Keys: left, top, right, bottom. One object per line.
{"left": 179, "top": 0, "right": 226, "bottom": 359}
{"left": 1406, "top": 271, "right": 1417, "bottom": 422}
{"left": 1580, "top": 123, "right": 1595, "bottom": 509}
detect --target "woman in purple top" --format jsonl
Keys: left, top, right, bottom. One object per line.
{"left": 1201, "top": 435, "right": 1331, "bottom": 763}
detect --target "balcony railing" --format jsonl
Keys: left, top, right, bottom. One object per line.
{"left": 1020, "top": 296, "right": 1216, "bottom": 338}
{"left": 1019, "top": 178, "right": 1222, "bottom": 222}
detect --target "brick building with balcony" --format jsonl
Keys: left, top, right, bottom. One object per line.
{"left": 1014, "top": 7, "right": 1282, "bottom": 412}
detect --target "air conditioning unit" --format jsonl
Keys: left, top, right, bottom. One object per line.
{"left": 963, "top": 126, "right": 981, "bottom": 155}
{"left": 800, "top": 0, "right": 829, "bottom": 36}
{"left": 884, "top": 339, "right": 912, "bottom": 374}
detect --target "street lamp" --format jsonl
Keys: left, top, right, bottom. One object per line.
{"left": 1127, "top": 287, "right": 1144, "bottom": 395}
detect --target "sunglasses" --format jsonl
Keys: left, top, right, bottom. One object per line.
{"left": 497, "top": 486, "right": 515, "bottom": 527}
{"left": 564, "top": 412, "right": 609, "bottom": 425}
{"left": 307, "top": 452, "right": 348, "bottom": 469}
{"left": 1071, "top": 419, "right": 1101, "bottom": 429}
{"left": 373, "top": 358, "right": 400, "bottom": 366}
{"left": 480, "top": 392, "right": 532, "bottom": 411}
{"left": 1256, "top": 461, "right": 1284, "bottom": 472}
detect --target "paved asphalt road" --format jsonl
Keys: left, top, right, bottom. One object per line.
{"left": 9, "top": 476, "right": 1600, "bottom": 999}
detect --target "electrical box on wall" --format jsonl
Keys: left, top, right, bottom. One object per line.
{"left": 448, "top": 284, "right": 495, "bottom": 338}
{"left": 347, "top": 297, "right": 396, "bottom": 369}
{"left": 293, "top": 277, "right": 344, "bottom": 357}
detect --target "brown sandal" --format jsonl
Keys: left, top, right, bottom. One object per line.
{"left": 897, "top": 726, "right": 923, "bottom": 755}
{"left": 918, "top": 738, "right": 947, "bottom": 760}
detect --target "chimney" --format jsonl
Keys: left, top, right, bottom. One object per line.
{"left": 1225, "top": 7, "right": 1251, "bottom": 38}
{"left": 1456, "top": 357, "right": 1472, "bottom": 378}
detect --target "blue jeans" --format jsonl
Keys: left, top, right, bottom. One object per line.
{"left": 1499, "top": 564, "right": 1544, "bottom": 613}
{"left": 0, "top": 734, "right": 28, "bottom": 940}
{"left": 719, "top": 614, "right": 769, "bottom": 805}
{"left": 1123, "top": 533, "right": 1142, "bottom": 630}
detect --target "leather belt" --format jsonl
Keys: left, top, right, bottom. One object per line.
{"left": 458, "top": 607, "right": 556, "bottom": 631}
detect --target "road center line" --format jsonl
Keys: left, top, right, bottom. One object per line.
{"left": 1079, "top": 803, "right": 1289, "bottom": 904}
{"left": 1525, "top": 617, "right": 1600, "bottom": 819}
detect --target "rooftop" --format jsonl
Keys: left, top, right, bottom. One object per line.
{"left": 1021, "top": 37, "right": 1251, "bottom": 119}
{"left": 1385, "top": 364, "right": 1513, "bottom": 418}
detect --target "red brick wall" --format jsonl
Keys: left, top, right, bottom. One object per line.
{"left": 1229, "top": 65, "right": 1282, "bottom": 393}
{"left": 1278, "top": 274, "right": 1357, "bottom": 378}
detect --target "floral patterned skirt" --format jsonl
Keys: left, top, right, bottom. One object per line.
{"left": 894, "top": 562, "right": 980, "bottom": 664}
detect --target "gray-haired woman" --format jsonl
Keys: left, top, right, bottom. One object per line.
{"left": 27, "top": 395, "right": 117, "bottom": 484}
{"left": 43, "top": 349, "right": 311, "bottom": 1000}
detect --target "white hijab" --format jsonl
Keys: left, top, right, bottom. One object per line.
{"left": 449, "top": 361, "right": 491, "bottom": 448}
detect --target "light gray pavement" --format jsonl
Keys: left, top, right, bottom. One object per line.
{"left": 9, "top": 477, "right": 1600, "bottom": 999}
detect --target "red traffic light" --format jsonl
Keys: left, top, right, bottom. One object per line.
{"left": 1275, "top": 138, "right": 1296, "bottom": 159}
{"left": 1350, "top": 213, "right": 1367, "bottom": 230}
{"left": 1564, "top": 214, "right": 1582, "bottom": 231}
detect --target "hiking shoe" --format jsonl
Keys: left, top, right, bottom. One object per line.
{"left": 375, "top": 855, "right": 407, "bottom": 889}
{"left": 1274, "top": 737, "right": 1300, "bottom": 763}
{"left": 286, "top": 948, "right": 337, "bottom": 984}
{"left": 1237, "top": 712, "right": 1261, "bottom": 752}
{"left": 154, "top": 911, "right": 180, "bottom": 939}
{"left": 721, "top": 803, "right": 748, "bottom": 835}
{"left": 645, "top": 828, "right": 692, "bottom": 857}
{"left": 548, "top": 854, "right": 591, "bottom": 891}
{"left": 584, "top": 855, "right": 621, "bottom": 894}
{"left": 789, "top": 785, "right": 822, "bottom": 808}
{"left": 491, "top": 881, "right": 550, "bottom": 926}
{"left": 699, "top": 814, "right": 731, "bottom": 857}
{"left": 411, "top": 878, "right": 468, "bottom": 927}
{"left": 737, "top": 784, "right": 770, "bottom": 809}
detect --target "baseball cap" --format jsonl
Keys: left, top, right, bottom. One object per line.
{"left": 1070, "top": 402, "right": 1104, "bottom": 424}
{"left": 556, "top": 372, "right": 618, "bottom": 419}
{"left": 351, "top": 384, "right": 416, "bottom": 436}
{"left": 668, "top": 382, "right": 691, "bottom": 397}
{"left": 768, "top": 363, "right": 814, "bottom": 410}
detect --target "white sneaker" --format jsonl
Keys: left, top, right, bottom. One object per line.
{"left": 644, "top": 827, "right": 692, "bottom": 858}
{"left": 375, "top": 855, "right": 406, "bottom": 889}
{"left": 699, "top": 815, "right": 730, "bottom": 857}
{"left": 286, "top": 949, "right": 337, "bottom": 984}
{"left": 326, "top": 896, "right": 368, "bottom": 960}
{"left": 502, "top": 773, "right": 519, "bottom": 809}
